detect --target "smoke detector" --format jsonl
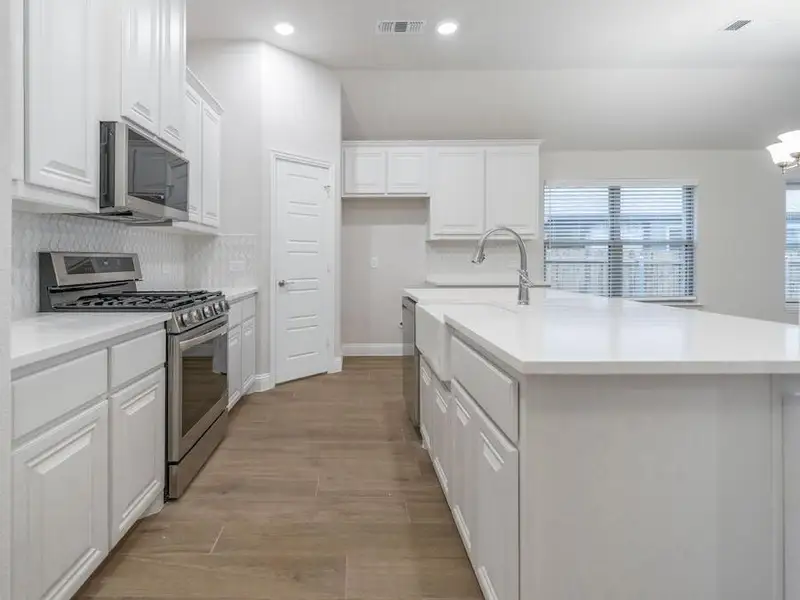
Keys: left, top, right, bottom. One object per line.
{"left": 723, "top": 19, "right": 752, "bottom": 31}
{"left": 376, "top": 20, "right": 426, "bottom": 35}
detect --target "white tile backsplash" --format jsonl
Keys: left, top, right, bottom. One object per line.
{"left": 11, "top": 212, "right": 258, "bottom": 319}
{"left": 187, "top": 234, "right": 258, "bottom": 289}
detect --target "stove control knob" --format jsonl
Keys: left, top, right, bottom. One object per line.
{"left": 190, "top": 309, "right": 200, "bottom": 323}
{"left": 180, "top": 313, "right": 191, "bottom": 326}
{"left": 203, "top": 306, "right": 212, "bottom": 318}
{"left": 215, "top": 302, "right": 223, "bottom": 313}
{"left": 223, "top": 300, "right": 230, "bottom": 311}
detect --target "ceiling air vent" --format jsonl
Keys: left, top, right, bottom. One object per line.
{"left": 723, "top": 19, "right": 752, "bottom": 31}
{"left": 376, "top": 20, "right": 426, "bottom": 35}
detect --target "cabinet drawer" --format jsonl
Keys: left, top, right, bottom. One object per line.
{"left": 110, "top": 329, "right": 166, "bottom": 389}
{"left": 228, "top": 301, "right": 243, "bottom": 327}
{"left": 13, "top": 350, "right": 108, "bottom": 439}
{"left": 450, "top": 336, "right": 518, "bottom": 443}
{"left": 242, "top": 295, "right": 256, "bottom": 320}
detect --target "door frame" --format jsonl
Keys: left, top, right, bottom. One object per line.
{"left": 269, "top": 151, "right": 335, "bottom": 385}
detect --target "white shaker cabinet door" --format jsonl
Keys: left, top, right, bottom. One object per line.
{"left": 430, "top": 148, "right": 485, "bottom": 238}
{"left": 184, "top": 84, "right": 203, "bottom": 222}
{"left": 450, "top": 380, "right": 478, "bottom": 559}
{"left": 110, "top": 369, "right": 165, "bottom": 546}
{"left": 201, "top": 104, "right": 222, "bottom": 227}
{"left": 386, "top": 147, "right": 429, "bottom": 195}
{"left": 158, "top": 0, "right": 186, "bottom": 150}
{"left": 242, "top": 317, "right": 256, "bottom": 394}
{"left": 25, "top": 0, "right": 97, "bottom": 199}
{"left": 228, "top": 325, "right": 242, "bottom": 409}
{"left": 420, "top": 360, "right": 434, "bottom": 451}
{"left": 485, "top": 146, "right": 540, "bottom": 237}
{"left": 431, "top": 375, "right": 451, "bottom": 499}
{"left": 12, "top": 402, "right": 109, "bottom": 600}
{"left": 120, "top": 0, "right": 161, "bottom": 134}
{"left": 475, "top": 407, "right": 519, "bottom": 600}
{"left": 343, "top": 148, "right": 387, "bottom": 196}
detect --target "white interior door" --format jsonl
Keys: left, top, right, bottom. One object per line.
{"left": 275, "top": 156, "right": 331, "bottom": 384}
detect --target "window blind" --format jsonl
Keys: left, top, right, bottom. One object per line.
{"left": 544, "top": 184, "right": 696, "bottom": 299}
{"left": 786, "top": 187, "right": 800, "bottom": 303}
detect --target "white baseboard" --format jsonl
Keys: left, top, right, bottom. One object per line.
{"left": 342, "top": 343, "right": 405, "bottom": 357}
{"left": 251, "top": 373, "right": 274, "bottom": 393}
{"left": 329, "top": 356, "right": 343, "bottom": 373}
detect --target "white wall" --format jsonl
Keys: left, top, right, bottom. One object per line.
{"left": 342, "top": 198, "right": 428, "bottom": 346}
{"left": 341, "top": 149, "right": 788, "bottom": 348}
{"left": 189, "top": 41, "right": 342, "bottom": 376}
{"left": 338, "top": 68, "right": 800, "bottom": 150}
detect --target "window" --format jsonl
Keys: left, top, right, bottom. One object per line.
{"left": 544, "top": 183, "right": 696, "bottom": 300}
{"left": 786, "top": 186, "right": 800, "bottom": 303}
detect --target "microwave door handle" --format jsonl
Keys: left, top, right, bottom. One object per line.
{"left": 179, "top": 324, "right": 228, "bottom": 352}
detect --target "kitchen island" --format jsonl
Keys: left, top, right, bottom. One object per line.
{"left": 409, "top": 287, "right": 800, "bottom": 600}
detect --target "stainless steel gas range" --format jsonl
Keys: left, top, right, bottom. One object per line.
{"left": 39, "top": 251, "right": 230, "bottom": 499}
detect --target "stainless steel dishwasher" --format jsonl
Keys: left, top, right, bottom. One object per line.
{"left": 402, "top": 296, "right": 419, "bottom": 427}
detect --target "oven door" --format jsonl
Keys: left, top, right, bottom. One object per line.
{"left": 168, "top": 318, "right": 229, "bottom": 462}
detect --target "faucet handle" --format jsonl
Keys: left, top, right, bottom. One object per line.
{"left": 518, "top": 270, "right": 535, "bottom": 288}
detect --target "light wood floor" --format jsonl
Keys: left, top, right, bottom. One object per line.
{"left": 77, "top": 357, "right": 481, "bottom": 600}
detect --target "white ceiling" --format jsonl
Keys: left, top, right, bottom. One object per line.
{"left": 187, "top": 0, "right": 800, "bottom": 69}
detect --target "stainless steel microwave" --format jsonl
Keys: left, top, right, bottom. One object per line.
{"left": 98, "top": 122, "right": 189, "bottom": 224}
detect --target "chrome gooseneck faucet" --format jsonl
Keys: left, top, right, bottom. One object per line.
{"left": 471, "top": 226, "right": 535, "bottom": 305}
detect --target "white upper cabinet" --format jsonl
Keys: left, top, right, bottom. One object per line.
{"left": 430, "top": 147, "right": 486, "bottom": 238}
{"left": 201, "top": 102, "right": 222, "bottom": 227}
{"left": 158, "top": 0, "right": 186, "bottom": 150}
{"left": 344, "top": 147, "right": 387, "bottom": 196}
{"left": 341, "top": 141, "right": 541, "bottom": 238}
{"left": 343, "top": 144, "right": 429, "bottom": 196}
{"left": 120, "top": 0, "right": 161, "bottom": 134}
{"left": 13, "top": 0, "right": 98, "bottom": 209}
{"left": 184, "top": 84, "right": 203, "bottom": 222}
{"left": 485, "top": 146, "right": 540, "bottom": 236}
{"left": 387, "top": 148, "right": 429, "bottom": 195}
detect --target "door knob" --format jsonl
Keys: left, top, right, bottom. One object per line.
{"left": 278, "top": 280, "right": 287, "bottom": 287}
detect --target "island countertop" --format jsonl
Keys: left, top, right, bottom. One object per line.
{"left": 433, "top": 289, "right": 800, "bottom": 375}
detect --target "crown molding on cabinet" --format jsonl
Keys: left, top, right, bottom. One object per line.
{"left": 187, "top": 68, "right": 224, "bottom": 115}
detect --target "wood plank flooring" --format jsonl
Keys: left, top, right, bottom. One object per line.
{"left": 76, "top": 357, "right": 481, "bottom": 600}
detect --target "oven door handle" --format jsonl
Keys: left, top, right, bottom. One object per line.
{"left": 179, "top": 324, "right": 228, "bottom": 351}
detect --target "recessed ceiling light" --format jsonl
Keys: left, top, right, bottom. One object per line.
{"left": 437, "top": 20, "right": 458, "bottom": 36}
{"left": 274, "top": 22, "right": 295, "bottom": 36}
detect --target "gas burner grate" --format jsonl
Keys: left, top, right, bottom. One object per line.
{"left": 54, "top": 290, "right": 224, "bottom": 312}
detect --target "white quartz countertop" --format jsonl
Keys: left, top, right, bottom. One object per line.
{"left": 217, "top": 286, "right": 258, "bottom": 303}
{"left": 11, "top": 313, "right": 171, "bottom": 372}
{"left": 412, "top": 288, "right": 800, "bottom": 375}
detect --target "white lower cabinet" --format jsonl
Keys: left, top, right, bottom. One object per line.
{"left": 12, "top": 401, "right": 109, "bottom": 600}
{"left": 242, "top": 317, "right": 256, "bottom": 393}
{"left": 474, "top": 399, "right": 519, "bottom": 600}
{"left": 228, "top": 325, "right": 242, "bottom": 409}
{"left": 422, "top": 347, "right": 521, "bottom": 600}
{"left": 110, "top": 369, "right": 165, "bottom": 546}
{"left": 431, "top": 375, "right": 451, "bottom": 499}
{"left": 450, "top": 380, "right": 478, "bottom": 559}
{"left": 419, "top": 360, "right": 434, "bottom": 450}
